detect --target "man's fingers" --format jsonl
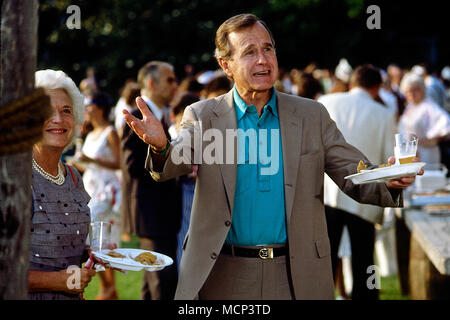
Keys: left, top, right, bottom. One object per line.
{"left": 136, "top": 96, "right": 154, "bottom": 119}
{"left": 386, "top": 176, "right": 416, "bottom": 189}
{"left": 129, "top": 120, "right": 152, "bottom": 145}
{"left": 123, "top": 109, "right": 138, "bottom": 126}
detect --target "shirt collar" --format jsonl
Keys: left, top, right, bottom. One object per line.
{"left": 349, "top": 87, "right": 373, "bottom": 100}
{"left": 141, "top": 95, "right": 163, "bottom": 121}
{"left": 233, "top": 86, "right": 278, "bottom": 120}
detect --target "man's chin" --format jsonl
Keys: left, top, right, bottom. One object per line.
{"left": 250, "top": 86, "right": 274, "bottom": 94}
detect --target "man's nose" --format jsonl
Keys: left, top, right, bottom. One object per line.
{"left": 256, "top": 50, "right": 269, "bottom": 64}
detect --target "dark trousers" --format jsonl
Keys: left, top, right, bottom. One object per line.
{"left": 140, "top": 237, "right": 178, "bottom": 300}
{"left": 325, "top": 206, "right": 378, "bottom": 300}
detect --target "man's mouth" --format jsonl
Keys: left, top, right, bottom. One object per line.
{"left": 254, "top": 70, "right": 270, "bottom": 77}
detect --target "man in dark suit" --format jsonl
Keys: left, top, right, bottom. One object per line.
{"left": 120, "top": 61, "right": 180, "bottom": 300}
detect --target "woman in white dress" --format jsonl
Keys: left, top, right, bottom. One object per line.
{"left": 399, "top": 72, "right": 450, "bottom": 165}
{"left": 71, "top": 91, "right": 121, "bottom": 300}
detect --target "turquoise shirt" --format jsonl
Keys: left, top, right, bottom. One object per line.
{"left": 225, "top": 86, "right": 287, "bottom": 246}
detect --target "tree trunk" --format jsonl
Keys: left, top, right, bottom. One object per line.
{"left": 0, "top": 0, "right": 39, "bottom": 299}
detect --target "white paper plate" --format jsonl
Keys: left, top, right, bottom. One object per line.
{"left": 93, "top": 248, "right": 173, "bottom": 272}
{"left": 344, "top": 162, "right": 426, "bottom": 185}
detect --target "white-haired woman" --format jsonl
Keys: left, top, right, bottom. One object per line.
{"left": 399, "top": 72, "right": 450, "bottom": 164}
{"left": 28, "top": 69, "right": 96, "bottom": 300}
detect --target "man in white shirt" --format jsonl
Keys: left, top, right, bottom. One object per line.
{"left": 318, "top": 65, "right": 397, "bottom": 300}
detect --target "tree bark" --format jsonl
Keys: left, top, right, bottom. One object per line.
{"left": 0, "top": 0, "right": 39, "bottom": 299}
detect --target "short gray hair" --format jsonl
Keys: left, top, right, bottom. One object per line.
{"left": 399, "top": 72, "right": 426, "bottom": 95}
{"left": 35, "top": 69, "right": 85, "bottom": 151}
{"left": 214, "top": 13, "right": 275, "bottom": 61}
{"left": 35, "top": 69, "right": 84, "bottom": 126}
{"left": 137, "top": 61, "right": 174, "bottom": 90}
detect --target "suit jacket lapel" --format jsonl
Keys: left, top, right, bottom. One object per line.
{"left": 277, "top": 92, "right": 303, "bottom": 226}
{"left": 210, "top": 90, "right": 303, "bottom": 222}
{"left": 210, "top": 90, "right": 237, "bottom": 217}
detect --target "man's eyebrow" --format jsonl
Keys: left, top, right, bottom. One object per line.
{"left": 242, "top": 42, "right": 273, "bottom": 50}
{"left": 241, "top": 43, "right": 256, "bottom": 51}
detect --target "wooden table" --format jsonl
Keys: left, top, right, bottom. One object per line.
{"left": 403, "top": 209, "right": 450, "bottom": 299}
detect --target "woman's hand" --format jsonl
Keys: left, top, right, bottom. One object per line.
{"left": 87, "top": 247, "right": 126, "bottom": 273}
{"left": 58, "top": 268, "right": 96, "bottom": 294}
{"left": 29, "top": 268, "right": 96, "bottom": 295}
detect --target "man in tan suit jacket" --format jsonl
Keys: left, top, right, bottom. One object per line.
{"left": 123, "top": 14, "right": 421, "bottom": 300}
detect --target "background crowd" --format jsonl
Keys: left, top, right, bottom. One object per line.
{"left": 59, "top": 57, "right": 450, "bottom": 300}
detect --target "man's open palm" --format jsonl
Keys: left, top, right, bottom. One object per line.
{"left": 123, "top": 97, "right": 167, "bottom": 149}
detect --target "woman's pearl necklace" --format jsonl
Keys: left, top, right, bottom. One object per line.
{"left": 32, "top": 157, "right": 65, "bottom": 185}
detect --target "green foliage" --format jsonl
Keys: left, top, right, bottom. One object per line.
{"left": 37, "top": 0, "right": 449, "bottom": 101}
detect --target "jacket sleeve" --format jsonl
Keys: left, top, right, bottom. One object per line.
{"left": 319, "top": 103, "right": 403, "bottom": 208}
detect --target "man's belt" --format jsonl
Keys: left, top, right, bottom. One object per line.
{"left": 221, "top": 244, "right": 287, "bottom": 259}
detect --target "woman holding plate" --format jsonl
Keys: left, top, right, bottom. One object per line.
{"left": 28, "top": 69, "right": 96, "bottom": 300}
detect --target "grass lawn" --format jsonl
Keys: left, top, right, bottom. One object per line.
{"left": 84, "top": 235, "right": 410, "bottom": 300}
{"left": 379, "top": 275, "right": 410, "bottom": 300}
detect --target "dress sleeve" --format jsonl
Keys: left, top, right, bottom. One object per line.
{"left": 425, "top": 102, "right": 450, "bottom": 139}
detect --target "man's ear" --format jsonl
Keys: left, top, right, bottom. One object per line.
{"left": 218, "top": 58, "right": 233, "bottom": 79}
{"left": 147, "top": 77, "right": 156, "bottom": 91}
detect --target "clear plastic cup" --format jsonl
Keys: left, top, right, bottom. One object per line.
{"left": 394, "top": 133, "right": 418, "bottom": 165}
{"left": 88, "top": 221, "right": 111, "bottom": 252}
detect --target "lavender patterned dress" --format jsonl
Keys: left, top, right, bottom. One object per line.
{"left": 28, "top": 164, "right": 91, "bottom": 300}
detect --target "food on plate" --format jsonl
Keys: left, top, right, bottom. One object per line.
{"left": 134, "top": 252, "right": 158, "bottom": 265}
{"left": 357, "top": 160, "right": 392, "bottom": 173}
{"left": 106, "top": 250, "right": 125, "bottom": 258}
{"left": 357, "top": 160, "right": 367, "bottom": 173}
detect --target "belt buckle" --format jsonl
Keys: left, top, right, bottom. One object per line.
{"left": 258, "top": 247, "right": 273, "bottom": 259}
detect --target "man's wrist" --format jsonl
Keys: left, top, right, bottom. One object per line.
{"left": 151, "top": 140, "right": 170, "bottom": 157}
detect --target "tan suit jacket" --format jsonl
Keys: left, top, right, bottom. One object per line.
{"left": 146, "top": 90, "right": 401, "bottom": 299}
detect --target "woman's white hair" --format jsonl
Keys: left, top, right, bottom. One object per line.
{"left": 399, "top": 72, "right": 426, "bottom": 95}
{"left": 35, "top": 69, "right": 84, "bottom": 125}
{"left": 35, "top": 69, "right": 85, "bottom": 151}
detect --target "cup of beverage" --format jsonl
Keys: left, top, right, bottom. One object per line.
{"left": 89, "top": 221, "right": 111, "bottom": 252}
{"left": 394, "top": 133, "right": 418, "bottom": 165}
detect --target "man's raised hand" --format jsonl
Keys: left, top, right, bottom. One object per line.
{"left": 123, "top": 97, "right": 167, "bottom": 149}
